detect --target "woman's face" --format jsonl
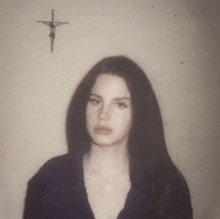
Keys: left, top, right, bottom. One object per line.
{"left": 86, "top": 73, "right": 132, "bottom": 147}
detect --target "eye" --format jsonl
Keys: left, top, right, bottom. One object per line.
{"left": 88, "top": 98, "right": 101, "bottom": 106}
{"left": 116, "top": 101, "right": 128, "bottom": 109}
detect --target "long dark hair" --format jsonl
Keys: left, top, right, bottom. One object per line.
{"left": 66, "top": 56, "right": 193, "bottom": 218}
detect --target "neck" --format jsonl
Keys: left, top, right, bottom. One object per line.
{"left": 84, "top": 142, "right": 129, "bottom": 178}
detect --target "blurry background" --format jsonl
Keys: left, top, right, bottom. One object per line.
{"left": 1, "top": 0, "right": 220, "bottom": 218}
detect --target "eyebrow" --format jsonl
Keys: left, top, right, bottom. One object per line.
{"left": 90, "top": 93, "right": 131, "bottom": 101}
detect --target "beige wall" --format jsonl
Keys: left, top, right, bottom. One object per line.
{"left": 1, "top": 0, "right": 220, "bottom": 218}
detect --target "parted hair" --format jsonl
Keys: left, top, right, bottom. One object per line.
{"left": 66, "top": 56, "right": 193, "bottom": 218}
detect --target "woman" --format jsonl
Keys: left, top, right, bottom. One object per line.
{"left": 24, "top": 56, "right": 193, "bottom": 218}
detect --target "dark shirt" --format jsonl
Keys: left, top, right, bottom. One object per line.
{"left": 23, "top": 146, "right": 152, "bottom": 219}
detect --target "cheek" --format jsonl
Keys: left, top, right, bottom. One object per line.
{"left": 124, "top": 115, "right": 132, "bottom": 130}
{"left": 85, "top": 107, "right": 92, "bottom": 126}
{"left": 115, "top": 111, "right": 132, "bottom": 130}
{"left": 86, "top": 106, "right": 97, "bottom": 126}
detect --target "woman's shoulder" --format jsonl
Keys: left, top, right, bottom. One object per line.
{"left": 38, "top": 153, "right": 74, "bottom": 172}
{"left": 28, "top": 153, "right": 82, "bottom": 188}
{"left": 24, "top": 153, "right": 88, "bottom": 218}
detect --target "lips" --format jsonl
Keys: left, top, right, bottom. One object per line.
{"left": 94, "top": 126, "right": 113, "bottom": 135}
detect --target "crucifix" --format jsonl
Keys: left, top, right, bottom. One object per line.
{"left": 37, "top": 9, "right": 69, "bottom": 52}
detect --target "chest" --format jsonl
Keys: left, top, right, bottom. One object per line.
{"left": 84, "top": 172, "right": 131, "bottom": 219}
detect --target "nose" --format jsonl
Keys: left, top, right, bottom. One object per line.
{"left": 98, "top": 105, "right": 111, "bottom": 121}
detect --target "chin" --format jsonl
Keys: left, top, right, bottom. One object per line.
{"left": 91, "top": 135, "right": 127, "bottom": 147}
{"left": 92, "top": 138, "right": 114, "bottom": 147}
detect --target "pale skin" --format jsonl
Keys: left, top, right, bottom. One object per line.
{"left": 84, "top": 74, "right": 132, "bottom": 219}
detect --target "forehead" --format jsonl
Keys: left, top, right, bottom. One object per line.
{"left": 91, "top": 74, "right": 130, "bottom": 97}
